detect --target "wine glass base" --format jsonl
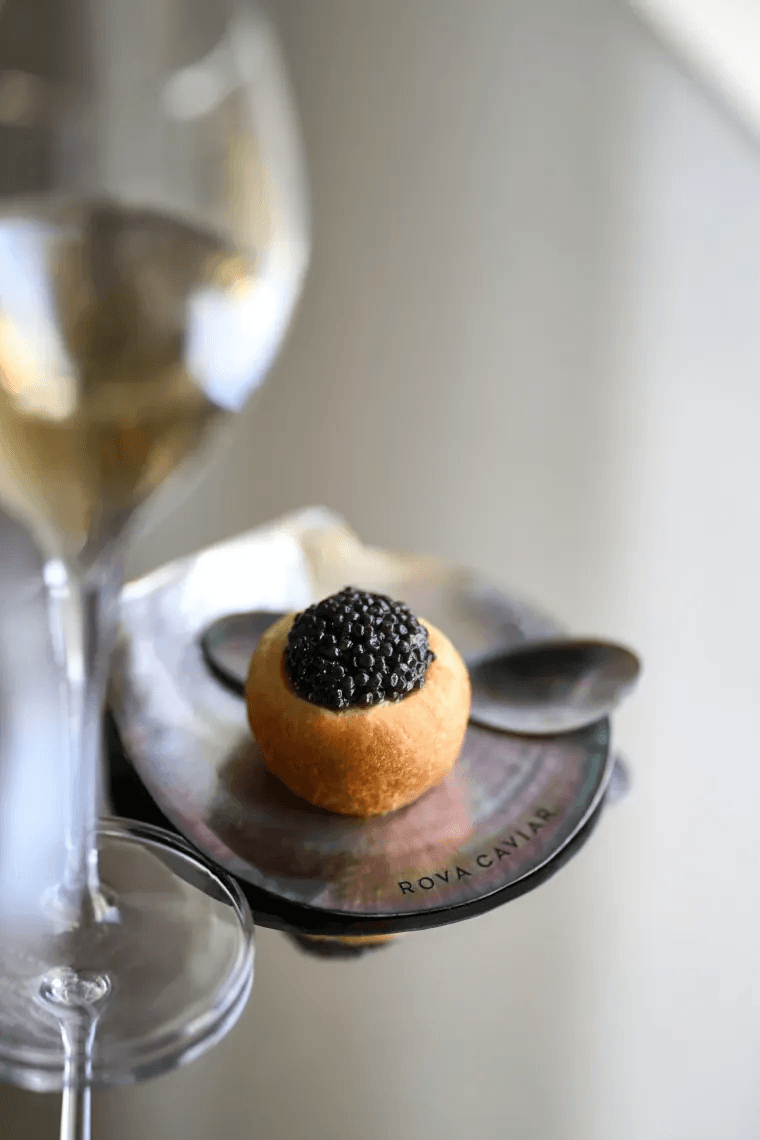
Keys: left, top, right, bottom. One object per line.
{"left": 0, "top": 820, "right": 254, "bottom": 1092}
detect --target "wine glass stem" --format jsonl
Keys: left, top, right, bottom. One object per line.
{"left": 60, "top": 1082, "right": 92, "bottom": 1140}
{"left": 59, "top": 1013, "right": 97, "bottom": 1140}
{"left": 45, "top": 550, "right": 125, "bottom": 916}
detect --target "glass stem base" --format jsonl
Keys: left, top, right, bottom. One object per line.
{"left": 0, "top": 821, "right": 254, "bottom": 1092}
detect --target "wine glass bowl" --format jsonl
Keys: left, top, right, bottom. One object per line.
{"left": 0, "top": 0, "right": 309, "bottom": 567}
{"left": 0, "top": 0, "right": 309, "bottom": 1111}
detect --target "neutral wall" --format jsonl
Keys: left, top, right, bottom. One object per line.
{"left": 2, "top": 1, "right": 759, "bottom": 1138}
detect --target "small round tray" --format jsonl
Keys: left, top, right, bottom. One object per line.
{"left": 109, "top": 508, "right": 619, "bottom": 936}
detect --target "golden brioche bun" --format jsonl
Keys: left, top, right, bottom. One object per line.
{"left": 245, "top": 613, "right": 470, "bottom": 817}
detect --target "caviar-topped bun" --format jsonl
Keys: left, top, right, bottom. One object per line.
{"left": 245, "top": 587, "right": 471, "bottom": 817}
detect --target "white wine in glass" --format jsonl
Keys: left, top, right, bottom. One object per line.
{"left": 0, "top": 207, "right": 267, "bottom": 563}
{"left": 0, "top": 0, "right": 309, "bottom": 1127}
{"left": 0, "top": 201, "right": 285, "bottom": 565}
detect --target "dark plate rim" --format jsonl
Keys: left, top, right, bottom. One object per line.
{"left": 107, "top": 714, "right": 616, "bottom": 936}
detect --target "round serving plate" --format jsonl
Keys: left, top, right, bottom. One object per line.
{"left": 109, "top": 508, "right": 618, "bottom": 936}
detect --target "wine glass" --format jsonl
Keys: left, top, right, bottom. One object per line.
{"left": 0, "top": 0, "right": 309, "bottom": 1125}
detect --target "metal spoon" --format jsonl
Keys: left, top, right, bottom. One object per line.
{"left": 200, "top": 614, "right": 640, "bottom": 736}
{"left": 467, "top": 639, "right": 641, "bottom": 736}
{"left": 200, "top": 610, "right": 286, "bottom": 696}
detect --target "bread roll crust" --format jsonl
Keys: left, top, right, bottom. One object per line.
{"left": 245, "top": 613, "right": 470, "bottom": 816}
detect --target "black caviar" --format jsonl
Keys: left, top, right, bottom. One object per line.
{"left": 284, "top": 586, "right": 436, "bottom": 710}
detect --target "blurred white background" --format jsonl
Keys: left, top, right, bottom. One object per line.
{"left": 2, "top": 0, "right": 759, "bottom": 1137}
{"left": 634, "top": 0, "right": 760, "bottom": 136}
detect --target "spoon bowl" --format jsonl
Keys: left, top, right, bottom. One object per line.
{"left": 468, "top": 639, "right": 641, "bottom": 736}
